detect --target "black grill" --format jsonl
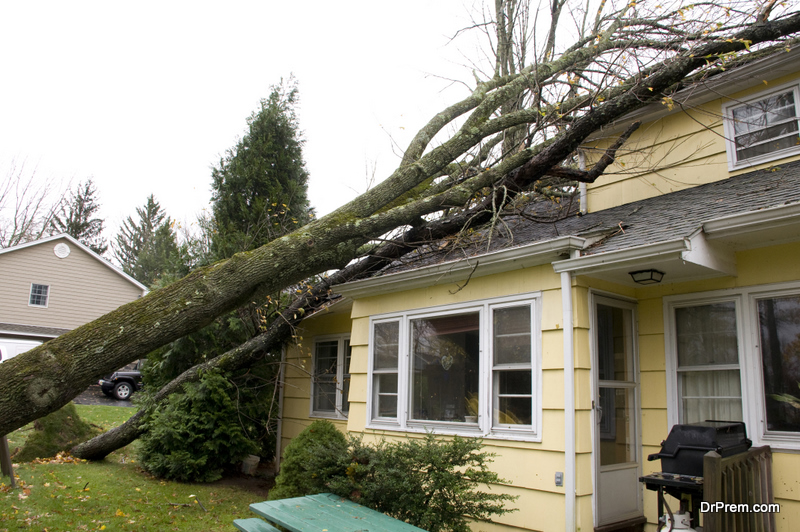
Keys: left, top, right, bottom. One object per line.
{"left": 647, "top": 420, "right": 752, "bottom": 477}
{"left": 640, "top": 421, "right": 752, "bottom": 529}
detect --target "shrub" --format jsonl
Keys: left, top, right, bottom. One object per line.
{"left": 330, "top": 434, "right": 517, "bottom": 532}
{"left": 14, "top": 403, "right": 99, "bottom": 462}
{"left": 268, "top": 420, "right": 348, "bottom": 500}
{"left": 270, "top": 421, "right": 517, "bottom": 532}
{"left": 138, "top": 370, "right": 257, "bottom": 482}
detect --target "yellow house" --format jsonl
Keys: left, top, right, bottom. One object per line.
{"left": 277, "top": 48, "right": 800, "bottom": 532}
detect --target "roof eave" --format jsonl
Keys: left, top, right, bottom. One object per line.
{"left": 334, "top": 236, "right": 586, "bottom": 299}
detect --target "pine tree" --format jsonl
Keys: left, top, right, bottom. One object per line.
{"left": 210, "top": 78, "right": 313, "bottom": 259}
{"left": 113, "top": 195, "right": 179, "bottom": 286}
{"left": 50, "top": 179, "right": 107, "bottom": 255}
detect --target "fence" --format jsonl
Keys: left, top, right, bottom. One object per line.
{"left": 703, "top": 445, "right": 775, "bottom": 532}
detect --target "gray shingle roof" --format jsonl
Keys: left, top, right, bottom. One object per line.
{"left": 380, "top": 160, "right": 800, "bottom": 274}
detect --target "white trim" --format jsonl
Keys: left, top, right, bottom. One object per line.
{"left": 703, "top": 201, "right": 800, "bottom": 239}
{"left": 562, "top": 272, "right": 576, "bottom": 532}
{"left": 365, "top": 293, "right": 543, "bottom": 442}
{"left": 0, "top": 234, "right": 147, "bottom": 294}
{"left": 335, "top": 236, "right": 585, "bottom": 298}
{"left": 721, "top": 80, "right": 800, "bottom": 171}
{"left": 309, "top": 334, "right": 351, "bottom": 420}
{"left": 663, "top": 281, "right": 800, "bottom": 450}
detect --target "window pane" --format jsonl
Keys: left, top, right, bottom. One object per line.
{"left": 314, "top": 381, "right": 337, "bottom": 412}
{"left": 732, "top": 90, "right": 799, "bottom": 161}
{"left": 598, "top": 387, "right": 636, "bottom": 466}
{"left": 680, "top": 370, "right": 742, "bottom": 423}
{"left": 597, "top": 304, "right": 634, "bottom": 382}
{"left": 758, "top": 296, "right": 800, "bottom": 433}
{"left": 497, "top": 397, "right": 532, "bottom": 425}
{"left": 374, "top": 373, "right": 398, "bottom": 418}
{"left": 314, "top": 341, "right": 338, "bottom": 375}
{"left": 676, "top": 302, "right": 738, "bottom": 366}
{"left": 374, "top": 321, "right": 399, "bottom": 369}
{"left": 497, "top": 370, "right": 531, "bottom": 394}
{"left": 494, "top": 306, "right": 531, "bottom": 364}
{"left": 411, "top": 313, "right": 480, "bottom": 422}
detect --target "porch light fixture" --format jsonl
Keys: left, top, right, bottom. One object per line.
{"left": 629, "top": 269, "right": 665, "bottom": 285}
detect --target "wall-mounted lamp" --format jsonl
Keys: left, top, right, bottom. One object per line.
{"left": 629, "top": 269, "right": 665, "bottom": 285}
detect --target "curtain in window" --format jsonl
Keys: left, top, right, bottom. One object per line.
{"left": 757, "top": 296, "right": 800, "bottom": 433}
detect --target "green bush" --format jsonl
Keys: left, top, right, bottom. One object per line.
{"left": 14, "top": 403, "right": 100, "bottom": 462}
{"left": 269, "top": 421, "right": 516, "bottom": 532}
{"left": 268, "top": 420, "right": 348, "bottom": 500}
{"left": 138, "top": 370, "right": 257, "bottom": 482}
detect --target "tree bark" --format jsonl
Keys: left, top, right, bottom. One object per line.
{"left": 2, "top": 11, "right": 800, "bottom": 438}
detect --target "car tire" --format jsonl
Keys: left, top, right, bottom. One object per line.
{"left": 113, "top": 381, "right": 133, "bottom": 401}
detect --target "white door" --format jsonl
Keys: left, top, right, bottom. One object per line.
{"left": 593, "top": 296, "right": 642, "bottom": 526}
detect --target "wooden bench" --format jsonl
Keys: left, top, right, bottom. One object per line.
{"left": 233, "top": 517, "right": 282, "bottom": 532}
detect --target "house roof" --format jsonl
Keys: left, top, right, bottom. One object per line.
{"left": 0, "top": 233, "right": 147, "bottom": 293}
{"left": 336, "top": 160, "right": 800, "bottom": 296}
{"left": 0, "top": 322, "right": 71, "bottom": 340}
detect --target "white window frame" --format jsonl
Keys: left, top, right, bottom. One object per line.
{"left": 722, "top": 81, "right": 800, "bottom": 171}
{"left": 366, "top": 293, "right": 542, "bottom": 441}
{"left": 309, "top": 334, "right": 351, "bottom": 419}
{"left": 665, "top": 282, "right": 800, "bottom": 450}
{"left": 28, "top": 283, "right": 50, "bottom": 308}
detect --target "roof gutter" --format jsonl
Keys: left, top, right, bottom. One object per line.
{"left": 335, "top": 236, "right": 586, "bottom": 299}
{"left": 702, "top": 201, "right": 800, "bottom": 238}
{"left": 552, "top": 239, "right": 689, "bottom": 275}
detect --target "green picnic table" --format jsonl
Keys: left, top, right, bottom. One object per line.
{"left": 234, "top": 493, "right": 428, "bottom": 532}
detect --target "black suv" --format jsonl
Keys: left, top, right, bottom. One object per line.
{"left": 99, "top": 360, "right": 144, "bottom": 400}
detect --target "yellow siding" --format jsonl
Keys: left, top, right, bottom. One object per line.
{"left": 583, "top": 71, "right": 800, "bottom": 213}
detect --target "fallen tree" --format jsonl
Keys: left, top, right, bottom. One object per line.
{"left": 2, "top": 2, "right": 799, "bottom": 438}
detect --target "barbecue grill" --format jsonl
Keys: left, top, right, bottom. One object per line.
{"left": 639, "top": 421, "right": 752, "bottom": 531}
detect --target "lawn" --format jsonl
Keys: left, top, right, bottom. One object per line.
{"left": 1, "top": 403, "right": 266, "bottom": 531}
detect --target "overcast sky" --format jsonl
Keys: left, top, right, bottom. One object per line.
{"left": 1, "top": 1, "right": 486, "bottom": 240}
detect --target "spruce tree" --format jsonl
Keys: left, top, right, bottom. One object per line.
{"left": 50, "top": 179, "right": 107, "bottom": 255}
{"left": 210, "top": 78, "right": 312, "bottom": 259}
{"left": 113, "top": 195, "right": 179, "bottom": 286}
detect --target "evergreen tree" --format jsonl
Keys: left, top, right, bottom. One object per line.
{"left": 113, "top": 195, "right": 179, "bottom": 286}
{"left": 211, "top": 78, "right": 313, "bottom": 259}
{"left": 50, "top": 179, "right": 107, "bottom": 255}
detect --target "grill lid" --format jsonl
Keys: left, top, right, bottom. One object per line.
{"left": 647, "top": 420, "right": 752, "bottom": 477}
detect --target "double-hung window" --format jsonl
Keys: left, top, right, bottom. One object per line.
{"left": 723, "top": 83, "right": 800, "bottom": 169}
{"left": 369, "top": 294, "right": 541, "bottom": 440}
{"left": 29, "top": 284, "right": 50, "bottom": 307}
{"left": 667, "top": 284, "right": 800, "bottom": 449}
{"left": 311, "top": 336, "right": 351, "bottom": 418}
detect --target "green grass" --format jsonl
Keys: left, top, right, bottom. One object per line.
{"left": 1, "top": 403, "right": 266, "bottom": 531}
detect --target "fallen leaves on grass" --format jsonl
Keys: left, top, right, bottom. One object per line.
{"left": 29, "top": 452, "right": 85, "bottom": 465}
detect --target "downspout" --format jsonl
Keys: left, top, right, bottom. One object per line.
{"left": 274, "top": 345, "right": 287, "bottom": 473}
{"left": 578, "top": 150, "right": 588, "bottom": 214}
{"left": 561, "top": 270, "right": 576, "bottom": 532}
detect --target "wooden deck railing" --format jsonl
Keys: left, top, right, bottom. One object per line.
{"left": 703, "top": 445, "right": 775, "bottom": 532}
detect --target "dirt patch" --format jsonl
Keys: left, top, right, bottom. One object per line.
{"left": 209, "top": 464, "right": 276, "bottom": 499}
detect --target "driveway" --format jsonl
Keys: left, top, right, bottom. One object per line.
{"left": 74, "top": 384, "right": 137, "bottom": 407}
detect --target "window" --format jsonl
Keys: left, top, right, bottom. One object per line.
{"left": 756, "top": 295, "right": 800, "bottom": 434}
{"left": 311, "top": 336, "right": 351, "bottom": 417}
{"left": 29, "top": 284, "right": 50, "bottom": 307}
{"left": 723, "top": 83, "right": 800, "bottom": 168}
{"left": 667, "top": 284, "right": 800, "bottom": 449}
{"left": 369, "top": 294, "right": 541, "bottom": 440}
{"left": 674, "top": 301, "right": 742, "bottom": 423}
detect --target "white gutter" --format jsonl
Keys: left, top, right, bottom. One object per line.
{"left": 335, "top": 236, "right": 586, "bottom": 298}
{"left": 552, "top": 239, "right": 689, "bottom": 275}
{"left": 702, "top": 201, "right": 800, "bottom": 237}
{"left": 561, "top": 270, "right": 576, "bottom": 532}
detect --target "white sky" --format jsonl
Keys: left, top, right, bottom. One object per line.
{"left": 0, "top": 1, "right": 487, "bottom": 240}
